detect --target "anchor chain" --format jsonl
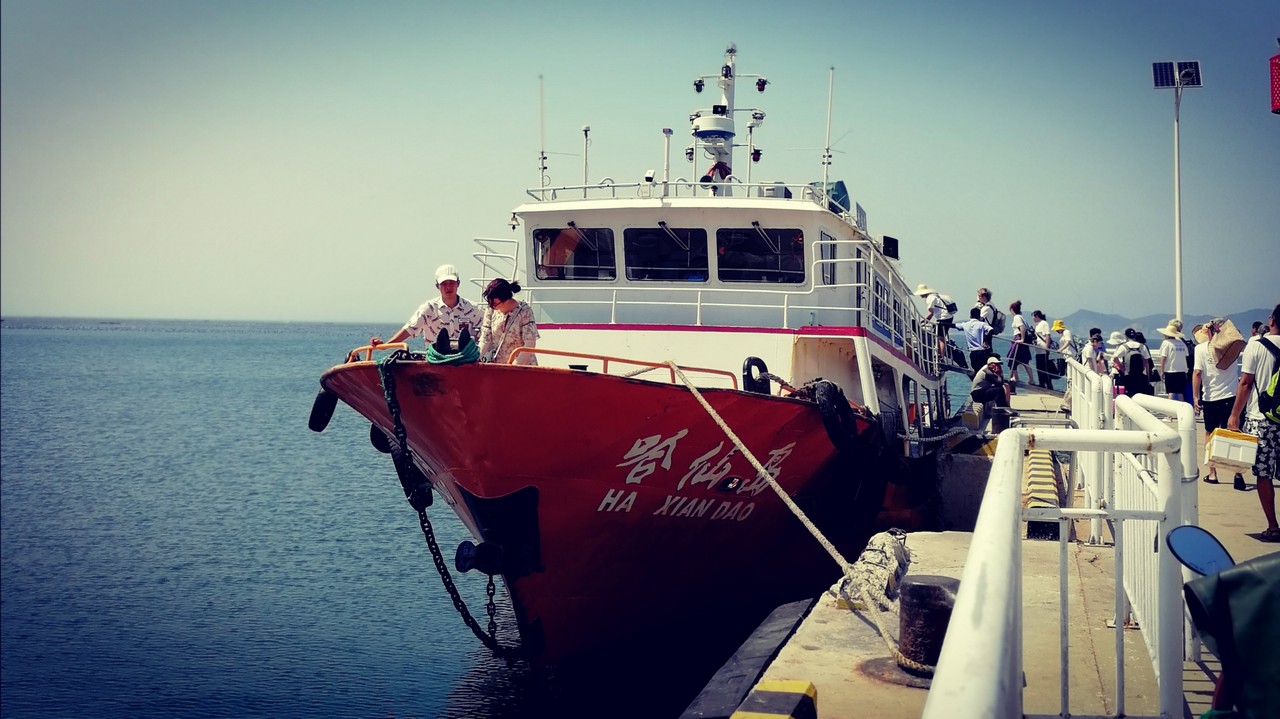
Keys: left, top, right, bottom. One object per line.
{"left": 378, "top": 351, "right": 524, "bottom": 662}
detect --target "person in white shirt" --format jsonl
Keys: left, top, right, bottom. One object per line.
{"left": 915, "top": 283, "right": 955, "bottom": 361}
{"left": 371, "top": 264, "right": 483, "bottom": 354}
{"left": 1007, "top": 300, "right": 1034, "bottom": 386}
{"left": 1194, "top": 319, "right": 1244, "bottom": 488}
{"left": 1155, "top": 319, "right": 1189, "bottom": 402}
{"left": 1227, "top": 304, "right": 1280, "bottom": 542}
{"left": 1080, "top": 332, "right": 1107, "bottom": 375}
{"left": 1053, "top": 319, "right": 1076, "bottom": 374}
{"left": 1031, "top": 310, "right": 1053, "bottom": 389}
{"left": 971, "top": 288, "right": 996, "bottom": 359}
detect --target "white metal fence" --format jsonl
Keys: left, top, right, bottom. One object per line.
{"left": 924, "top": 365, "right": 1200, "bottom": 719}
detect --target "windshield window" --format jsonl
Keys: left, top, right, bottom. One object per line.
{"left": 623, "top": 228, "right": 709, "bottom": 281}
{"left": 716, "top": 228, "right": 804, "bottom": 283}
{"left": 534, "top": 227, "right": 616, "bottom": 280}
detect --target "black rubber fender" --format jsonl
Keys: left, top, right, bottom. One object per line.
{"left": 370, "top": 424, "right": 392, "bottom": 454}
{"left": 308, "top": 389, "right": 338, "bottom": 432}
{"left": 813, "top": 380, "right": 858, "bottom": 454}
{"left": 742, "top": 356, "right": 771, "bottom": 395}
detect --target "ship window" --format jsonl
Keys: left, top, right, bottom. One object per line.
{"left": 819, "top": 231, "right": 836, "bottom": 286}
{"left": 534, "top": 227, "right": 616, "bottom": 281}
{"left": 623, "top": 228, "right": 708, "bottom": 281}
{"left": 715, "top": 228, "right": 804, "bottom": 283}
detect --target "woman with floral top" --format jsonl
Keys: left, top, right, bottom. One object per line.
{"left": 479, "top": 278, "right": 541, "bottom": 366}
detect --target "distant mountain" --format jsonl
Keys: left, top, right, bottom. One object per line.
{"left": 1060, "top": 307, "right": 1271, "bottom": 341}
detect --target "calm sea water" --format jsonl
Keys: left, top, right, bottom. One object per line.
{"left": 0, "top": 318, "right": 733, "bottom": 719}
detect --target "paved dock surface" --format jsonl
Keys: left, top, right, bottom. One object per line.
{"left": 748, "top": 390, "right": 1279, "bottom": 719}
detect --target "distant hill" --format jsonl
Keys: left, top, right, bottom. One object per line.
{"left": 1059, "top": 307, "right": 1271, "bottom": 342}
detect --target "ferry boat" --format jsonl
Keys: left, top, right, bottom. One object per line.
{"left": 312, "top": 45, "right": 953, "bottom": 665}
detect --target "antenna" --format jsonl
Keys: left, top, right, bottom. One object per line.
{"left": 582, "top": 125, "right": 591, "bottom": 198}
{"left": 822, "top": 66, "right": 834, "bottom": 192}
{"left": 538, "top": 75, "right": 548, "bottom": 195}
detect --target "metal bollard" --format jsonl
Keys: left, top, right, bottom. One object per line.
{"left": 898, "top": 575, "right": 960, "bottom": 672}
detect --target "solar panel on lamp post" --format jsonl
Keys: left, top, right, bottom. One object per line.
{"left": 1152, "top": 60, "right": 1201, "bottom": 326}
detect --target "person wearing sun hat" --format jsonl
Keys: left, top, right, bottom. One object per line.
{"left": 1193, "top": 317, "right": 1245, "bottom": 489}
{"left": 915, "top": 283, "right": 956, "bottom": 358}
{"left": 1052, "top": 319, "right": 1076, "bottom": 376}
{"left": 1156, "top": 319, "right": 1189, "bottom": 402}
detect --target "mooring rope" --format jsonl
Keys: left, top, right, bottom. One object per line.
{"left": 665, "top": 361, "right": 934, "bottom": 676}
{"left": 664, "top": 361, "right": 853, "bottom": 574}
{"left": 837, "top": 532, "right": 936, "bottom": 676}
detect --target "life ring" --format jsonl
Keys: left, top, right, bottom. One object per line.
{"left": 813, "top": 380, "right": 860, "bottom": 454}
{"left": 308, "top": 389, "right": 338, "bottom": 432}
{"left": 742, "top": 356, "right": 771, "bottom": 394}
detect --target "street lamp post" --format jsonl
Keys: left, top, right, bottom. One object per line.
{"left": 1153, "top": 61, "right": 1201, "bottom": 326}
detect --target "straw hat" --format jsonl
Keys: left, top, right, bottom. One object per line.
{"left": 1155, "top": 318, "right": 1185, "bottom": 340}
{"left": 1208, "top": 319, "right": 1246, "bottom": 369}
{"left": 1052, "top": 319, "right": 1066, "bottom": 332}
{"left": 1192, "top": 324, "right": 1208, "bottom": 344}
{"left": 914, "top": 283, "right": 938, "bottom": 297}
{"left": 1106, "top": 331, "right": 1125, "bottom": 346}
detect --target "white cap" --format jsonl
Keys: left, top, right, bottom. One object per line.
{"left": 434, "top": 264, "right": 459, "bottom": 285}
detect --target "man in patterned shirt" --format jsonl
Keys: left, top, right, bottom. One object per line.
{"left": 370, "top": 264, "right": 483, "bottom": 352}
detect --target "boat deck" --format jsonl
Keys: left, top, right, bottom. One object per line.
{"left": 691, "top": 391, "right": 1277, "bottom": 719}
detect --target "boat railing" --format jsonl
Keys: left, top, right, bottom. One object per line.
{"left": 505, "top": 347, "right": 740, "bottom": 389}
{"left": 472, "top": 237, "right": 521, "bottom": 288}
{"left": 524, "top": 178, "right": 866, "bottom": 228}
{"left": 485, "top": 242, "right": 938, "bottom": 376}
{"left": 925, "top": 374, "right": 1197, "bottom": 719}
{"left": 344, "top": 342, "right": 409, "bottom": 363}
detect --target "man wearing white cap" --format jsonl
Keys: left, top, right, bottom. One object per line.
{"left": 970, "top": 355, "right": 1010, "bottom": 409}
{"left": 371, "top": 264, "right": 484, "bottom": 353}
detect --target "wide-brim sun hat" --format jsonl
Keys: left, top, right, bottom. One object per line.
{"left": 1192, "top": 324, "right": 1208, "bottom": 344}
{"left": 434, "top": 264, "right": 460, "bottom": 284}
{"left": 1052, "top": 319, "right": 1066, "bottom": 332}
{"left": 1155, "top": 318, "right": 1185, "bottom": 340}
{"left": 914, "top": 283, "right": 937, "bottom": 297}
{"left": 1106, "top": 331, "right": 1125, "bottom": 346}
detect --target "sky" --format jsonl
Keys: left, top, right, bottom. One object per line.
{"left": 2, "top": 0, "right": 1277, "bottom": 325}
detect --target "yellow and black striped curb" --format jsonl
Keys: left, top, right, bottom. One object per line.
{"left": 1024, "top": 449, "right": 1059, "bottom": 509}
{"left": 731, "top": 679, "right": 817, "bottom": 719}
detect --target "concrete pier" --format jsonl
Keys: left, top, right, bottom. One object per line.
{"left": 691, "top": 390, "right": 1279, "bottom": 718}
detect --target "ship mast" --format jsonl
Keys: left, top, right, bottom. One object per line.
{"left": 690, "top": 45, "right": 737, "bottom": 196}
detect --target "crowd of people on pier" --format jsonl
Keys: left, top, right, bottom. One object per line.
{"left": 918, "top": 284, "right": 1280, "bottom": 544}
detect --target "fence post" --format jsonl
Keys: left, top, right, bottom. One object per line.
{"left": 1156, "top": 452, "right": 1184, "bottom": 717}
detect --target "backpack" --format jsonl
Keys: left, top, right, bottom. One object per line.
{"left": 990, "top": 308, "right": 1006, "bottom": 335}
{"left": 1256, "top": 338, "right": 1280, "bottom": 424}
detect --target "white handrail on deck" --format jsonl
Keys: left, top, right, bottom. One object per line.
{"left": 923, "top": 394, "right": 1190, "bottom": 719}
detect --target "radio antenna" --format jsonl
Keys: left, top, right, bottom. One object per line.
{"left": 538, "top": 75, "right": 548, "bottom": 195}
{"left": 822, "top": 66, "right": 834, "bottom": 191}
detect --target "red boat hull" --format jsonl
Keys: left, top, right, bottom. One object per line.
{"left": 322, "top": 360, "right": 891, "bottom": 664}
